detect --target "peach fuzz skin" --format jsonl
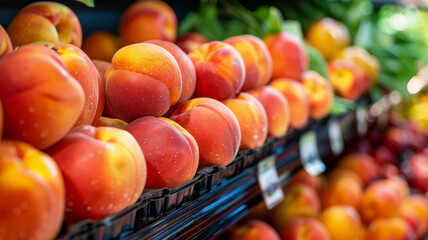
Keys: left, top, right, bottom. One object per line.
{"left": 7, "top": 1, "right": 82, "bottom": 48}
{"left": 120, "top": 0, "right": 177, "bottom": 45}
{"left": 46, "top": 125, "right": 147, "bottom": 223}
{"left": 0, "top": 140, "right": 65, "bottom": 240}
{"left": 0, "top": 25, "right": 12, "bottom": 58}
{"left": 269, "top": 78, "right": 310, "bottom": 129}
{"left": 230, "top": 220, "right": 280, "bottom": 240}
{"left": 170, "top": 97, "right": 241, "bottom": 167}
{"left": 188, "top": 41, "right": 245, "bottom": 101}
{"left": 82, "top": 31, "right": 122, "bottom": 62}
{"left": 105, "top": 42, "right": 182, "bottom": 122}
{"left": 279, "top": 218, "right": 330, "bottom": 240}
{"left": 0, "top": 45, "right": 84, "bottom": 150}
{"left": 176, "top": 32, "right": 208, "bottom": 54}
{"left": 225, "top": 34, "right": 273, "bottom": 92}
{"left": 126, "top": 116, "right": 199, "bottom": 189}
{"left": 248, "top": 86, "right": 290, "bottom": 138}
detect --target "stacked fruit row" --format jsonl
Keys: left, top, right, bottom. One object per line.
{"left": 0, "top": 1, "right": 380, "bottom": 239}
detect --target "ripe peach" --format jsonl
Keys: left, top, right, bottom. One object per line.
{"left": 225, "top": 34, "right": 273, "bottom": 91}
{"left": 188, "top": 41, "right": 245, "bottom": 100}
{"left": 382, "top": 176, "right": 410, "bottom": 199}
{"left": 106, "top": 43, "right": 182, "bottom": 122}
{"left": 328, "top": 168, "right": 363, "bottom": 187}
{"left": 7, "top": 1, "right": 82, "bottom": 48}
{"left": 126, "top": 116, "right": 198, "bottom": 189}
{"left": 0, "top": 45, "right": 84, "bottom": 149}
{"left": 368, "top": 217, "right": 416, "bottom": 240}
{"left": 270, "top": 78, "right": 310, "bottom": 128}
{"left": 399, "top": 194, "right": 428, "bottom": 238}
{"left": 170, "top": 97, "right": 241, "bottom": 167}
{"left": 0, "top": 25, "right": 12, "bottom": 57}
{"left": 176, "top": 32, "right": 208, "bottom": 54}
{"left": 247, "top": 86, "right": 290, "bottom": 138}
{"left": 82, "top": 31, "right": 122, "bottom": 62}
{"left": 0, "top": 140, "right": 65, "bottom": 240}
{"left": 319, "top": 206, "right": 361, "bottom": 240}
{"left": 95, "top": 116, "right": 128, "bottom": 129}
{"left": 272, "top": 184, "right": 320, "bottom": 229}
{"left": 222, "top": 93, "right": 268, "bottom": 150}
{"left": 328, "top": 59, "right": 368, "bottom": 100}
{"left": 263, "top": 32, "right": 308, "bottom": 80}
{"left": 120, "top": 0, "right": 177, "bottom": 45}
{"left": 320, "top": 170, "right": 363, "bottom": 209}
{"left": 230, "top": 220, "right": 280, "bottom": 240}
{"left": 301, "top": 71, "right": 334, "bottom": 119}
{"left": 146, "top": 39, "right": 196, "bottom": 105}
{"left": 305, "top": 18, "right": 350, "bottom": 61}
{"left": 47, "top": 125, "right": 147, "bottom": 222}
{"left": 338, "top": 153, "right": 379, "bottom": 186}
{"left": 55, "top": 43, "right": 103, "bottom": 126}
{"left": 279, "top": 218, "right": 330, "bottom": 240}
{"left": 0, "top": 100, "right": 2, "bottom": 139}
{"left": 287, "top": 169, "right": 321, "bottom": 190}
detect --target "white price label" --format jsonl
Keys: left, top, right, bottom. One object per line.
{"left": 257, "top": 156, "right": 284, "bottom": 210}
{"left": 328, "top": 119, "right": 344, "bottom": 156}
{"left": 356, "top": 104, "right": 368, "bottom": 136}
{"left": 299, "top": 131, "right": 325, "bottom": 176}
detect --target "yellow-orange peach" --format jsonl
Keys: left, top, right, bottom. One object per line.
{"left": 0, "top": 25, "right": 12, "bottom": 58}
{"left": 270, "top": 78, "right": 310, "bottom": 129}
{"left": 146, "top": 40, "right": 196, "bottom": 105}
{"left": 338, "top": 153, "right": 379, "bottom": 186}
{"left": 95, "top": 116, "right": 128, "bottom": 129}
{"left": 170, "top": 97, "right": 241, "bottom": 167}
{"left": 176, "top": 32, "right": 208, "bottom": 54}
{"left": 399, "top": 194, "right": 428, "bottom": 238}
{"left": 279, "top": 218, "right": 330, "bottom": 240}
{"left": 126, "top": 116, "right": 199, "bottom": 189}
{"left": 328, "top": 168, "right": 363, "bottom": 187}
{"left": 47, "top": 125, "right": 146, "bottom": 223}
{"left": 320, "top": 171, "right": 363, "bottom": 209}
{"left": 0, "top": 140, "right": 65, "bottom": 240}
{"left": 225, "top": 34, "right": 273, "bottom": 91}
{"left": 189, "top": 41, "right": 245, "bottom": 100}
{"left": 263, "top": 32, "right": 308, "bottom": 80}
{"left": 301, "top": 71, "right": 334, "bottom": 119}
{"left": 382, "top": 176, "right": 410, "bottom": 199}
{"left": 7, "top": 1, "right": 82, "bottom": 48}
{"left": 222, "top": 93, "right": 268, "bottom": 150}
{"left": 230, "top": 220, "right": 280, "bottom": 240}
{"left": 120, "top": 0, "right": 177, "bottom": 45}
{"left": 287, "top": 169, "right": 321, "bottom": 190}
{"left": 0, "top": 45, "right": 84, "bottom": 149}
{"left": 368, "top": 217, "right": 416, "bottom": 240}
{"left": 106, "top": 43, "right": 182, "bottom": 122}
{"left": 82, "top": 31, "right": 122, "bottom": 62}
{"left": 328, "top": 59, "right": 367, "bottom": 100}
{"left": 319, "top": 206, "right": 361, "bottom": 240}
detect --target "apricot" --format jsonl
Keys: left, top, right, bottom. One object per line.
{"left": 263, "top": 32, "right": 308, "bottom": 80}
{"left": 105, "top": 43, "right": 182, "bottom": 122}
{"left": 7, "top": 1, "right": 82, "bottom": 48}
{"left": 176, "top": 32, "right": 208, "bottom": 54}
{"left": 319, "top": 206, "right": 361, "bottom": 240}
{"left": 82, "top": 31, "right": 122, "bottom": 62}
{"left": 222, "top": 93, "right": 268, "bottom": 150}
{"left": 301, "top": 71, "right": 334, "bottom": 119}
{"left": 0, "top": 140, "right": 64, "bottom": 240}
{"left": 328, "top": 59, "right": 368, "bottom": 100}
{"left": 399, "top": 194, "right": 428, "bottom": 238}
{"left": 279, "top": 218, "right": 330, "bottom": 240}
{"left": 270, "top": 78, "right": 310, "bottom": 129}
{"left": 230, "top": 220, "right": 280, "bottom": 240}
{"left": 120, "top": 0, "right": 177, "bottom": 45}
{"left": 47, "top": 125, "right": 146, "bottom": 222}
{"left": 189, "top": 41, "right": 245, "bottom": 100}
{"left": 0, "top": 25, "right": 12, "bottom": 58}
{"left": 170, "top": 97, "right": 241, "bottom": 167}
{"left": 368, "top": 217, "right": 416, "bottom": 240}
{"left": 225, "top": 34, "right": 273, "bottom": 91}
{"left": 0, "top": 45, "right": 84, "bottom": 149}
{"left": 338, "top": 153, "right": 379, "bottom": 186}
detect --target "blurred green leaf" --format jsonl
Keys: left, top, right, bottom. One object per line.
{"left": 281, "top": 20, "right": 303, "bottom": 39}
{"left": 305, "top": 43, "right": 328, "bottom": 78}
{"left": 369, "top": 86, "right": 384, "bottom": 102}
{"left": 74, "top": 0, "right": 94, "bottom": 7}
{"left": 330, "top": 96, "right": 356, "bottom": 115}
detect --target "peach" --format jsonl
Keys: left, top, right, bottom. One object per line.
{"left": 328, "top": 168, "right": 363, "bottom": 187}
{"left": 7, "top": 1, "right": 82, "bottom": 48}
{"left": 287, "top": 168, "right": 321, "bottom": 190}
{"left": 0, "top": 45, "right": 84, "bottom": 149}
{"left": 301, "top": 71, "right": 334, "bottom": 119}
{"left": 305, "top": 18, "right": 350, "bottom": 61}
{"left": 91, "top": 59, "right": 118, "bottom": 119}
{"left": 82, "top": 31, "right": 122, "bottom": 62}
{"left": 170, "top": 97, "right": 241, "bottom": 167}
{"left": 126, "top": 116, "right": 198, "bottom": 189}
{"left": 270, "top": 78, "right": 310, "bottom": 128}
{"left": 328, "top": 59, "right": 368, "bottom": 100}
{"left": 222, "top": 93, "right": 268, "bottom": 150}
{"left": 176, "top": 32, "right": 208, "bottom": 54}
{"left": 106, "top": 43, "right": 182, "bottom": 122}
{"left": 0, "top": 25, "right": 12, "bottom": 58}
{"left": 382, "top": 176, "right": 410, "bottom": 199}
{"left": 263, "top": 32, "right": 308, "bottom": 80}
{"left": 46, "top": 125, "right": 146, "bottom": 222}
{"left": 120, "top": 0, "right": 177, "bottom": 45}
{"left": 146, "top": 39, "right": 196, "bottom": 105}
{"left": 401, "top": 154, "right": 428, "bottom": 193}
{"left": 279, "top": 218, "right": 330, "bottom": 240}
{"left": 95, "top": 116, "right": 128, "bottom": 129}
{"left": 338, "top": 153, "right": 379, "bottom": 186}
{"left": 399, "top": 194, "right": 428, "bottom": 238}
{"left": 188, "top": 41, "right": 245, "bottom": 100}
{"left": 320, "top": 170, "right": 363, "bottom": 209}
{"left": 319, "top": 206, "right": 361, "bottom": 240}
{"left": 0, "top": 140, "right": 64, "bottom": 240}
{"left": 368, "top": 217, "right": 416, "bottom": 240}
{"left": 230, "top": 220, "right": 280, "bottom": 240}
{"left": 272, "top": 184, "right": 320, "bottom": 229}
{"left": 359, "top": 180, "right": 402, "bottom": 224}
{"left": 0, "top": 100, "right": 2, "bottom": 139}
{"left": 225, "top": 34, "right": 273, "bottom": 91}
{"left": 247, "top": 86, "right": 290, "bottom": 138}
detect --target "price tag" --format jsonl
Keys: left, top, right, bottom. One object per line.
{"left": 257, "top": 155, "right": 284, "bottom": 210}
{"left": 356, "top": 104, "right": 368, "bottom": 137}
{"left": 328, "top": 119, "right": 344, "bottom": 156}
{"left": 299, "top": 131, "right": 325, "bottom": 176}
